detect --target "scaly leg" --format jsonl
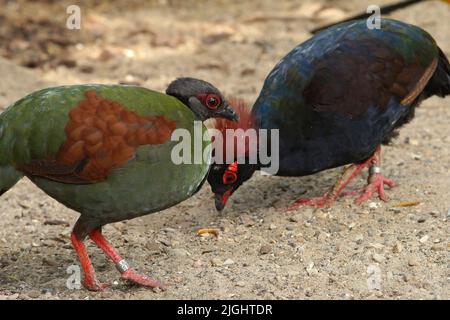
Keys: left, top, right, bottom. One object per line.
{"left": 287, "top": 146, "right": 396, "bottom": 211}
{"left": 352, "top": 146, "right": 396, "bottom": 204}
{"left": 287, "top": 161, "right": 367, "bottom": 211}
{"left": 88, "top": 228, "right": 165, "bottom": 289}
{"left": 70, "top": 232, "right": 108, "bottom": 291}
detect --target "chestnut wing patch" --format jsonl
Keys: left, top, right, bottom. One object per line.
{"left": 21, "top": 90, "right": 176, "bottom": 183}
{"left": 303, "top": 38, "right": 438, "bottom": 118}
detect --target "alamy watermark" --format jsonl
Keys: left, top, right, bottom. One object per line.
{"left": 170, "top": 121, "right": 280, "bottom": 175}
{"left": 367, "top": 265, "right": 382, "bottom": 291}
{"left": 66, "top": 5, "right": 81, "bottom": 30}
{"left": 66, "top": 264, "right": 81, "bottom": 290}
{"left": 367, "top": 5, "right": 381, "bottom": 30}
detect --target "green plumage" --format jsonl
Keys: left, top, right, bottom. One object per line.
{"left": 0, "top": 84, "right": 210, "bottom": 227}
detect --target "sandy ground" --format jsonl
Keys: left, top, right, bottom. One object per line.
{"left": 0, "top": 0, "right": 449, "bottom": 300}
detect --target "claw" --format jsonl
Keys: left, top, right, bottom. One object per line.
{"left": 121, "top": 268, "right": 166, "bottom": 289}
{"left": 83, "top": 279, "right": 108, "bottom": 291}
{"left": 354, "top": 174, "right": 396, "bottom": 204}
{"left": 287, "top": 193, "right": 334, "bottom": 211}
{"left": 286, "top": 145, "right": 397, "bottom": 210}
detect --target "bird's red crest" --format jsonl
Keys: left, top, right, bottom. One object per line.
{"left": 213, "top": 96, "right": 253, "bottom": 133}
{"left": 211, "top": 96, "right": 254, "bottom": 161}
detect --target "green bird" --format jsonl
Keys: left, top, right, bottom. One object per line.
{"left": 0, "top": 77, "right": 238, "bottom": 291}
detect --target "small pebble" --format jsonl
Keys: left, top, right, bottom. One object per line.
{"left": 417, "top": 217, "right": 427, "bottom": 223}
{"left": 223, "top": 258, "right": 235, "bottom": 266}
{"left": 372, "top": 253, "right": 385, "bottom": 263}
{"left": 193, "top": 259, "right": 204, "bottom": 268}
{"left": 259, "top": 245, "right": 272, "bottom": 255}
{"left": 152, "top": 287, "right": 163, "bottom": 294}
{"left": 270, "top": 200, "right": 284, "bottom": 209}
{"left": 27, "top": 290, "right": 41, "bottom": 299}
{"left": 167, "top": 248, "right": 191, "bottom": 257}
{"left": 368, "top": 202, "right": 378, "bottom": 209}
{"left": 408, "top": 257, "right": 419, "bottom": 267}
{"left": 41, "top": 288, "right": 56, "bottom": 295}
{"left": 42, "top": 257, "right": 58, "bottom": 266}
{"left": 159, "top": 239, "right": 172, "bottom": 247}
{"left": 210, "top": 258, "right": 222, "bottom": 267}
{"left": 278, "top": 181, "right": 290, "bottom": 190}
{"left": 355, "top": 234, "right": 364, "bottom": 244}
{"left": 370, "top": 243, "right": 385, "bottom": 250}
{"left": 392, "top": 242, "right": 403, "bottom": 253}
{"left": 236, "top": 281, "right": 246, "bottom": 287}
{"left": 419, "top": 235, "right": 429, "bottom": 243}
{"left": 43, "top": 219, "right": 69, "bottom": 226}
{"left": 306, "top": 262, "right": 317, "bottom": 276}
{"left": 269, "top": 224, "right": 277, "bottom": 230}
{"left": 429, "top": 211, "right": 440, "bottom": 217}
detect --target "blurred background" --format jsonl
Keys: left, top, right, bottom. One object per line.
{"left": 0, "top": 0, "right": 449, "bottom": 300}
{"left": 0, "top": 0, "right": 447, "bottom": 104}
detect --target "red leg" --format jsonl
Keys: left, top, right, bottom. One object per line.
{"left": 287, "top": 162, "right": 367, "bottom": 211}
{"left": 70, "top": 232, "right": 107, "bottom": 291}
{"left": 353, "top": 146, "right": 396, "bottom": 204}
{"left": 89, "top": 228, "right": 165, "bottom": 289}
{"left": 287, "top": 145, "right": 396, "bottom": 211}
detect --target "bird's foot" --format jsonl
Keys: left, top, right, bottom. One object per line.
{"left": 83, "top": 277, "right": 108, "bottom": 291}
{"left": 287, "top": 192, "right": 336, "bottom": 211}
{"left": 351, "top": 173, "right": 396, "bottom": 204}
{"left": 121, "top": 268, "right": 166, "bottom": 289}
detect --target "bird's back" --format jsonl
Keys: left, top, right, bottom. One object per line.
{"left": 253, "top": 19, "right": 449, "bottom": 176}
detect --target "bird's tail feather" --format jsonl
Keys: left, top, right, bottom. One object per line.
{"left": 0, "top": 165, "right": 23, "bottom": 197}
{"left": 423, "top": 48, "right": 450, "bottom": 98}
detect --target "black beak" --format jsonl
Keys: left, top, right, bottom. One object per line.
{"left": 214, "top": 188, "right": 233, "bottom": 211}
{"left": 215, "top": 194, "right": 225, "bottom": 211}
{"left": 216, "top": 101, "right": 239, "bottom": 122}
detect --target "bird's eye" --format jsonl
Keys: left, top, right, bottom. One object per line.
{"left": 223, "top": 171, "right": 237, "bottom": 185}
{"left": 206, "top": 94, "right": 221, "bottom": 110}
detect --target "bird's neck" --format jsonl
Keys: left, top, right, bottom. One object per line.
{"left": 213, "top": 96, "right": 257, "bottom": 163}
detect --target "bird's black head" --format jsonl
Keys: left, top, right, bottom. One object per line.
{"left": 207, "top": 161, "right": 257, "bottom": 211}
{"left": 166, "top": 77, "right": 239, "bottom": 122}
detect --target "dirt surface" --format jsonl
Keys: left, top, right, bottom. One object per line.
{"left": 0, "top": 0, "right": 449, "bottom": 300}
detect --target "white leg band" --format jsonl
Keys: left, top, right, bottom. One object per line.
{"left": 116, "top": 259, "right": 130, "bottom": 273}
{"left": 369, "top": 166, "right": 381, "bottom": 175}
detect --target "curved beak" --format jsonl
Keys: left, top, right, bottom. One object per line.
{"left": 215, "top": 194, "right": 225, "bottom": 211}
{"left": 217, "top": 101, "right": 239, "bottom": 122}
{"left": 214, "top": 189, "right": 233, "bottom": 211}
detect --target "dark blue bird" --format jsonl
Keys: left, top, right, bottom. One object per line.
{"left": 208, "top": 19, "right": 450, "bottom": 211}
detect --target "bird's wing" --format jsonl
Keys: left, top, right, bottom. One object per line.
{"left": 18, "top": 90, "right": 176, "bottom": 183}
{"left": 303, "top": 35, "right": 438, "bottom": 119}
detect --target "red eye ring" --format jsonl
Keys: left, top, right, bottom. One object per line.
{"left": 197, "top": 93, "right": 222, "bottom": 110}
{"left": 223, "top": 171, "right": 237, "bottom": 185}
{"left": 205, "top": 94, "right": 221, "bottom": 110}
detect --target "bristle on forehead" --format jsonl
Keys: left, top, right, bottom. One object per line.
{"left": 213, "top": 96, "right": 254, "bottom": 133}
{"left": 211, "top": 96, "right": 255, "bottom": 162}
